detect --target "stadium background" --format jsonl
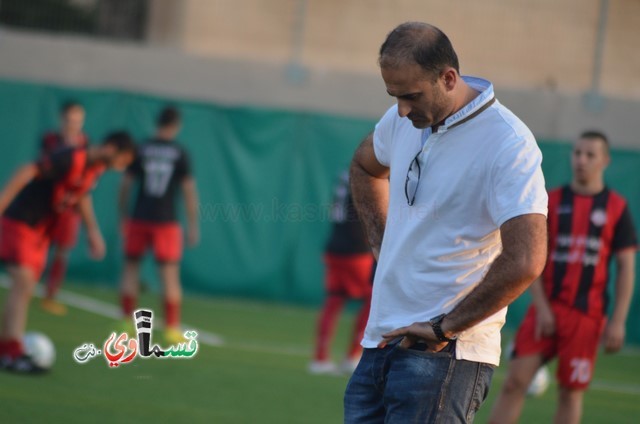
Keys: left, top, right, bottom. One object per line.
{"left": 0, "top": 0, "right": 639, "bottom": 342}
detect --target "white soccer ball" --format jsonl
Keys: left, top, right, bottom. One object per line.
{"left": 527, "top": 365, "right": 550, "bottom": 397}
{"left": 23, "top": 332, "right": 56, "bottom": 369}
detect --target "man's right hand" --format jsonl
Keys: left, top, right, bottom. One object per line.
{"left": 534, "top": 304, "right": 555, "bottom": 340}
{"left": 379, "top": 321, "right": 450, "bottom": 353}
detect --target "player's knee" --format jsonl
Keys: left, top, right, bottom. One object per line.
{"left": 14, "top": 282, "right": 35, "bottom": 300}
{"left": 558, "top": 387, "right": 583, "bottom": 405}
{"left": 501, "top": 372, "right": 530, "bottom": 395}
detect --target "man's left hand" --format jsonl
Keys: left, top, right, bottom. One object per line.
{"left": 378, "top": 321, "right": 450, "bottom": 352}
{"left": 602, "top": 320, "right": 625, "bottom": 353}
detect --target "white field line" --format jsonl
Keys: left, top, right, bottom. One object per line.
{"left": 1, "top": 276, "right": 310, "bottom": 356}
{"left": 2, "top": 276, "right": 640, "bottom": 394}
{"left": 589, "top": 380, "right": 640, "bottom": 396}
{"left": 0, "top": 276, "right": 225, "bottom": 347}
{"left": 56, "top": 289, "right": 306, "bottom": 353}
{"left": 491, "top": 369, "right": 640, "bottom": 396}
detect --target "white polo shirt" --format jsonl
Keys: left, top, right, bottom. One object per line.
{"left": 363, "top": 76, "right": 548, "bottom": 366}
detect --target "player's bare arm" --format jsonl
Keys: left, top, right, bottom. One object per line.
{"left": 603, "top": 248, "right": 636, "bottom": 353}
{"left": 380, "top": 214, "right": 547, "bottom": 350}
{"left": 530, "top": 277, "right": 555, "bottom": 340}
{"left": 349, "top": 132, "right": 389, "bottom": 259}
{"left": 0, "top": 164, "right": 38, "bottom": 214}
{"left": 78, "top": 194, "right": 106, "bottom": 260}
{"left": 182, "top": 176, "right": 200, "bottom": 247}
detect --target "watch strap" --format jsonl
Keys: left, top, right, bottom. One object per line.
{"left": 430, "top": 314, "right": 456, "bottom": 343}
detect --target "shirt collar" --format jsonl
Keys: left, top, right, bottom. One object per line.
{"left": 420, "top": 76, "right": 496, "bottom": 146}
{"left": 440, "top": 76, "right": 495, "bottom": 131}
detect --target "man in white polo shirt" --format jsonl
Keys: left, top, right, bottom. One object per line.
{"left": 344, "top": 22, "right": 549, "bottom": 423}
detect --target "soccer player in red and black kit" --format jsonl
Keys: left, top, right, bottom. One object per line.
{"left": 118, "top": 106, "right": 199, "bottom": 344}
{"left": 490, "top": 131, "right": 637, "bottom": 424}
{"left": 310, "top": 170, "right": 374, "bottom": 375}
{"left": 40, "top": 101, "right": 90, "bottom": 316}
{"left": 0, "top": 131, "right": 135, "bottom": 373}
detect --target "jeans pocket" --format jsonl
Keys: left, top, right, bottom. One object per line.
{"left": 395, "top": 340, "right": 455, "bottom": 358}
{"left": 465, "top": 363, "right": 494, "bottom": 422}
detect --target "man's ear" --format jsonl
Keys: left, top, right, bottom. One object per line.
{"left": 441, "top": 68, "right": 457, "bottom": 92}
{"left": 603, "top": 154, "right": 611, "bottom": 170}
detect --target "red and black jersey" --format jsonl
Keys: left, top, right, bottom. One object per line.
{"left": 325, "top": 171, "right": 370, "bottom": 255}
{"left": 542, "top": 185, "right": 637, "bottom": 317}
{"left": 4, "top": 147, "right": 105, "bottom": 227}
{"left": 127, "top": 139, "right": 192, "bottom": 223}
{"left": 40, "top": 131, "right": 89, "bottom": 155}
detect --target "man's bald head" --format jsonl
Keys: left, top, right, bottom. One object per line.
{"left": 379, "top": 22, "right": 459, "bottom": 81}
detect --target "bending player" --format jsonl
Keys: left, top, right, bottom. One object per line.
{"left": 118, "top": 106, "right": 199, "bottom": 344}
{"left": 0, "top": 131, "right": 136, "bottom": 373}
{"left": 489, "top": 131, "right": 637, "bottom": 424}
{"left": 39, "top": 101, "right": 90, "bottom": 315}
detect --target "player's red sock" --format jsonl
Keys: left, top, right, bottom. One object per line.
{"left": 314, "top": 295, "right": 345, "bottom": 362}
{"left": 164, "top": 299, "right": 180, "bottom": 328}
{"left": 0, "top": 338, "right": 24, "bottom": 359}
{"left": 121, "top": 294, "right": 136, "bottom": 318}
{"left": 45, "top": 256, "right": 67, "bottom": 299}
{"left": 348, "top": 297, "right": 371, "bottom": 360}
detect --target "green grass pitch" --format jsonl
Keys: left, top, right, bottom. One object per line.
{"left": 1, "top": 283, "right": 639, "bottom": 423}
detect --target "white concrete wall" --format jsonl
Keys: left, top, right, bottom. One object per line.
{"left": 0, "top": 28, "right": 638, "bottom": 149}
{"left": 146, "top": 0, "right": 640, "bottom": 101}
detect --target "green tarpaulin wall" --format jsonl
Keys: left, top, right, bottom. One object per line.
{"left": 1, "top": 79, "right": 639, "bottom": 343}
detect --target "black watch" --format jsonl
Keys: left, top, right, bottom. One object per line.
{"left": 430, "top": 314, "right": 456, "bottom": 343}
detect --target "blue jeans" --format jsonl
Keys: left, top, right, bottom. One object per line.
{"left": 344, "top": 341, "right": 494, "bottom": 423}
